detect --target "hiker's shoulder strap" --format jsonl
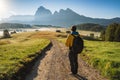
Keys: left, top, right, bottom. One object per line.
{"left": 71, "top": 34, "right": 80, "bottom": 38}
{"left": 71, "top": 34, "right": 75, "bottom": 37}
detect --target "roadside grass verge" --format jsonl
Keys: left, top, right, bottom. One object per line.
{"left": 0, "top": 31, "right": 50, "bottom": 79}
{"left": 58, "top": 38, "right": 120, "bottom": 80}
{"left": 82, "top": 40, "right": 120, "bottom": 80}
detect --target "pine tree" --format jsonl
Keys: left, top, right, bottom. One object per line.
{"left": 100, "top": 30, "right": 105, "bottom": 40}
{"left": 105, "top": 23, "right": 120, "bottom": 42}
{"left": 114, "top": 24, "right": 120, "bottom": 41}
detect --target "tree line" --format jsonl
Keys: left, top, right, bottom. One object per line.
{"left": 101, "top": 23, "right": 120, "bottom": 42}
{"left": 75, "top": 23, "right": 106, "bottom": 32}
{"left": 0, "top": 23, "right": 32, "bottom": 29}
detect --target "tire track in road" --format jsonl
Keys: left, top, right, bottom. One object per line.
{"left": 25, "top": 39, "right": 78, "bottom": 80}
{"left": 25, "top": 39, "right": 108, "bottom": 80}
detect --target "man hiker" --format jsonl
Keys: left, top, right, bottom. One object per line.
{"left": 65, "top": 25, "right": 83, "bottom": 75}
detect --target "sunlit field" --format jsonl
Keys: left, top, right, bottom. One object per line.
{"left": 0, "top": 0, "right": 120, "bottom": 79}
{"left": 0, "top": 31, "right": 51, "bottom": 79}
{"left": 83, "top": 40, "right": 120, "bottom": 80}
{"left": 0, "top": 29, "right": 119, "bottom": 80}
{"left": 58, "top": 37, "right": 120, "bottom": 80}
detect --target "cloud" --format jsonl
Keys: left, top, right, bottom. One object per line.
{"left": 0, "top": 11, "right": 17, "bottom": 19}
{"left": 9, "top": 11, "right": 17, "bottom": 15}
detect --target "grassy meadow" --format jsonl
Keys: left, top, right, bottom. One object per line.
{"left": 83, "top": 40, "right": 120, "bottom": 80}
{"left": 0, "top": 31, "right": 51, "bottom": 79}
{"left": 58, "top": 35, "right": 120, "bottom": 80}
{"left": 0, "top": 28, "right": 119, "bottom": 80}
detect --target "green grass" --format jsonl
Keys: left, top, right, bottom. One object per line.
{"left": 58, "top": 38, "right": 120, "bottom": 80}
{"left": 0, "top": 32, "right": 50, "bottom": 79}
{"left": 83, "top": 40, "right": 120, "bottom": 80}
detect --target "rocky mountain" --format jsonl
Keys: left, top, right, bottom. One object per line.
{"left": 35, "top": 6, "right": 52, "bottom": 17}
{"left": 1, "top": 6, "right": 120, "bottom": 27}
{"left": 34, "top": 6, "right": 52, "bottom": 25}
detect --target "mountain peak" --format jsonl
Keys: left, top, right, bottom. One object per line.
{"left": 59, "top": 9, "right": 65, "bottom": 13}
{"left": 4, "top": 6, "right": 120, "bottom": 26}
{"left": 54, "top": 11, "right": 59, "bottom": 15}
{"left": 66, "top": 8, "right": 72, "bottom": 11}
{"left": 35, "top": 6, "right": 52, "bottom": 16}
{"left": 38, "top": 6, "right": 46, "bottom": 9}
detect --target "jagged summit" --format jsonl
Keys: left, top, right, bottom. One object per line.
{"left": 59, "top": 9, "right": 65, "bottom": 13}
{"left": 58, "top": 8, "right": 74, "bottom": 13}
{"left": 66, "top": 8, "right": 72, "bottom": 11}
{"left": 35, "top": 6, "right": 52, "bottom": 17}
{"left": 38, "top": 6, "right": 46, "bottom": 9}
{"left": 2, "top": 6, "right": 120, "bottom": 27}
{"left": 54, "top": 11, "right": 59, "bottom": 15}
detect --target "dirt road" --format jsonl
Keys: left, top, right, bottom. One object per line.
{"left": 25, "top": 40, "right": 108, "bottom": 80}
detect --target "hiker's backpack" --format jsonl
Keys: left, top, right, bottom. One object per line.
{"left": 71, "top": 34, "right": 84, "bottom": 54}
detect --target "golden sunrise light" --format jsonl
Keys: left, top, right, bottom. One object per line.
{"left": 0, "top": 0, "right": 9, "bottom": 18}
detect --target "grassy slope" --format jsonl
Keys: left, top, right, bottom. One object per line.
{"left": 0, "top": 31, "right": 50, "bottom": 79}
{"left": 58, "top": 37, "right": 120, "bottom": 80}
{"left": 83, "top": 40, "right": 120, "bottom": 80}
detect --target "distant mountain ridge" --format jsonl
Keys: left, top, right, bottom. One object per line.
{"left": 1, "top": 6, "right": 120, "bottom": 27}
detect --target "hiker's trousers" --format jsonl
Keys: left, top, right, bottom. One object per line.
{"left": 69, "top": 49, "right": 78, "bottom": 74}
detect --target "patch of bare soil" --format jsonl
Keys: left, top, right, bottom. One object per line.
{"left": 25, "top": 39, "right": 108, "bottom": 80}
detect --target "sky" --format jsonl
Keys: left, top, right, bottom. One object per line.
{"left": 0, "top": 0, "right": 120, "bottom": 20}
